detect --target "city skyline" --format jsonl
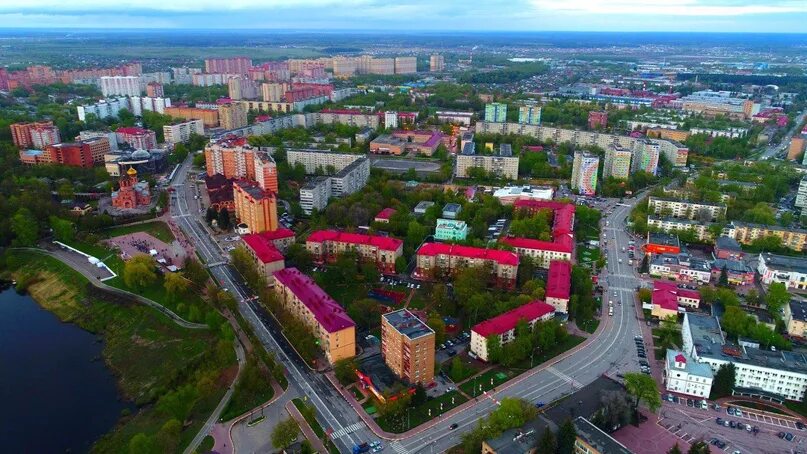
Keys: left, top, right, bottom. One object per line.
{"left": 1, "top": 0, "right": 806, "bottom": 33}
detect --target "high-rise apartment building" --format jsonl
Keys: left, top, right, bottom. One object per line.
{"left": 100, "top": 76, "right": 141, "bottom": 97}
{"left": 300, "top": 176, "right": 331, "bottom": 215}
{"left": 370, "top": 58, "right": 395, "bottom": 75}
{"left": 164, "top": 106, "right": 219, "bottom": 128}
{"left": 233, "top": 179, "right": 278, "bottom": 234}
{"left": 30, "top": 124, "right": 61, "bottom": 149}
{"left": 631, "top": 139, "right": 660, "bottom": 175}
{"left": 796, "top": 176, "right": 807, "bottom": 211}
{"left": 571, "top": 151, "right": 599, "bottom": 196}
{"left": 163, "top": 119, "right": 204, "bottom": 145}
{"left": 485, "top": 103, "right": 508, "bottom": 123}
{"left": 10, "top": 121, "right": 56, "bottom": 148}
{"left": 429, "top": 54, "right": 445, "bottom": 72}
{"left": 518, "top": 104, "right": 542, "bottom": 125}
{"left": 116, "top": 127, "right": 157, "bottom": 150}
{"left": 394, "top": 57, "right": 417, "bottom": 74}
{"left": 204, "top": 57, "right": 252, "bottom": 75}
{"left": 261, "top": 82, "right": 289, "bottom": 102}
{"left": 218, "top": 103, "right": 248, "bottom": 130}
{"left": 381, "top": 310, "right": 435, "bottom": 385}
{"left": 384, "top": 111, "right": 398, "bottom": 129}
{"left": 603, "top": 144, "right": 632, "bottom": 179}
{"left": 145, "top": 82, "right": 164, "bottom": 98}
{"left": 332, "top": 57, "right": 357, "bottom": 78}
{"left": 204, "top": 138, "right": 277, "bottom": 192}
{"left": 228, "top": 75, "right": 258, "bottom": 100}
{"left": 455, "top": 142, "right": 519, "bottom": 180}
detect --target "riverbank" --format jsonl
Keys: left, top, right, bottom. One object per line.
{"left": 4, "top": 251, "right": 237, "bottom": 453}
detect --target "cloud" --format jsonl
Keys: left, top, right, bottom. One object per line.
{"left": 530, "top": 0, "right": 807, "bottom": 16}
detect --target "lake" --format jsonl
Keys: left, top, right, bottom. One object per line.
{"left": 0, "top": 284, "right": 131, "bottom": 453}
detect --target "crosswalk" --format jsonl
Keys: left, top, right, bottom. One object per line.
{"left": 546, "top": 366, "right": 582, "bottom": 389}
{"left": 390, "top": 441, "right": 409, "bottom": 454}
{"left": 330, "top": 422, "right": 365, "bottom": 439}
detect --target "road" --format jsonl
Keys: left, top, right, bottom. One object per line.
{"left": 759, "top": 110, "right": 807, "bottom": 160}
{"left": 170, "top": 154, "right": 647, "bottom": 453}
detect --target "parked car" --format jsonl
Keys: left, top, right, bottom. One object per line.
{"left": 449, "top": 423, "right": 458, "bottom": 430}
{"left": 786, "top": 433, "right": 795, "bottom": 441}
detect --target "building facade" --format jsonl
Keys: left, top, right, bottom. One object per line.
{"left": 470, "top": 301, "right": 554, "bottom": 362}
{"left": 484, "top": 103, "right": 508, "bottom": 123}
{"left": 232, "top": 179, "right": 278, "bottom": 234}
{"left": 648, "top": 197, "right": 727, "bottom": 222}
{"left": 111, "top": 167, "right": 151, "bottom": 209}
{"left": 603, "top": 144, "right": 632, "bottom": 179}
{"left": 306, "top": 230, "right": 403, "bottom": 274}
{"left": 435, "top": 218, "right": 468, "bottom": 241}
{"left": 725, "top": 222, "right": 807, "bottom": 252}
{"left": 100, "top": 76, "right": 140, "bottom": 97}
{"left": 757, "top": 253, "right": 807, "bottom": 291}
{"left": 163, "top": 119, "right": 204, "bottom": 145}
{"left": 571, "top": 151, "right": 599, "bottom": 196}
{"left": 381, "top": 310, "right": 435, "bottom": 384}
{"left": 414, "top": 243, "right": 519, "bottom": 289}
{"left": 664, "top": 350, "right": 714, "bottom": 399}
{"left": 116, "top": 127, "right": 157, "bottom": 150}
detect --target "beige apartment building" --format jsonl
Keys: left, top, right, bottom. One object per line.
{"left": 724, "top": 221, "right": 807, "bottom": 252}
{"left": 218, "top": 103, "right": 248, "bottom": 130}
{"left": 647, "top": 197, "right": 727, "bottom": 222}
{"left": 603, "top": 144, "right": 632, "bottom": 179}
{"left": 381, "top": 310, "right": 435, "bottom": 384}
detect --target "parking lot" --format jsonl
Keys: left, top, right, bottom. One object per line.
{"left": 657, "top": 398, "right": 805, "bottom": 454}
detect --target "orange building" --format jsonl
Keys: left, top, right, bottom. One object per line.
{"left": 204, "top": 138, "right": 277, "bottom": 192}
{"left": 165, "top": 106, "right": 220, "bottom": 127}
{"left": 233, "top": 180, "right": 278, "bottom": 234}
{"left": 10, "top": 121, "right": 55, "bottom": 148}
{"left": 28, "top": 138, "right": 109, "bottom": 168}
{"left": 788, "top": 136, "right": 805, "bottom": 161}
{"left": 381, "top": 309, "right": 436, "bottom": 385}
{"left": 646, "top": 128, "right": 690, "bottom": 142}
{"left": 111, "top": 167, "right": 151, "bottom": 209}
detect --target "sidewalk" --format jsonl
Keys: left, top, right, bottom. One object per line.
{"left": 286, "top": 401, "right": 329, "bottom": 453}
{"left": 211, "top": 379, "right": 287, "bottom": 454}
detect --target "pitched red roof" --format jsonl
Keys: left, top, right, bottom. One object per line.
{"left": 307, "top": 230, "right": 403, "bottom": 252}
{"left": 545, "top": 260, "right": 571, "bottom": 300}
{"left": 256, "top": 228, "right": 295, "bottom": 241}
{"left": 506, "top": 201, "right": 575, "bottom": 254}
{"left": 653, "top": 280, "right": 700, "bottom": 311}
{"left": 416, "top": 243, "right": 519, "bottom": 266}
{"left": 242, "top": 233, "right": 284, "bottom": 264}
{"left": 273, "top": 267, "right": 355, "bottom": 333}
{"left": 375, "top": 208, "right": 396, "bottom": 220}
{"left": 500, "top": 235, "right": 574, "bottom": 253}
{"left": 675, "top": 353, "right": 687, "bottom": 363}
{"left": 472, "top": 301, "right": 554, "bottom": 337}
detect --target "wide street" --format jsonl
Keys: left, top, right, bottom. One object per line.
{"left": 170, "top": 155, "right": 646, "bottom": 453}
{"left": 759, "top": 109, "right": 807, "bottom": 160}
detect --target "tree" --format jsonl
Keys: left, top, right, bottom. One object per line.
{"left": 718, "top": 266, "right": 729, "bottom": 287}
{"left": 205, "top": 206, "right": 217, "bottom": 224}
{"left": 333, "top": 358, "right": 358, "bottom": 385}
{"left": 688, "top": 440, "right": 710, "bottom": 454}
{"left": 426, "top": 313, "right": 446, "bottom": 344}
{"left": 183, "top": 258, "right": 209, "bottom": 287}
{"left": 412, "top": 384, "right": 427, "bottom": 405}
{"left": 128, "top": 433, "right": 154, "bottom": 454}
{"left": 271, "top": 417, "right": 299, "bottom": 449}
{"left": 535, "top": 427, "right": 556, "bottom": 454}
{"left": 624, "top": 372, "right": 661, "bottom": 412}
{"left": 450, "top": 357, "right": 466, "bottom": 382}
{"left": 155, "top": 419, "right": 181, "bottom": 453}
{"left": 164, "top": 272, "right": 190, "bottom": 301}
{"left": 765, "top": 282, "right": 790, "bottom": 318}
{"left": 11, "top": 208, "right": 39, "bottom": 247}
{"left": 710, "top": 363, "right": 736, "bottom": 400}
{"left": 556, "top": 418, "right": 577, "bottom": 454}
{"left": 217, "top": 208, "right": 231, "bottom": 230}
{"left": 49, "top": 216, "right": 75, "bottom": 242}
{"left": 123, "top": 254, "right": 158, "bottom": 290}
{"left": 57, "top": 181, "right": 75, "bottom": 200}
{"left": 668, "top": 443, "right": 682, "bottom": 454}
{"left": 285, "top": 243, "right": 313, "bottom": 270}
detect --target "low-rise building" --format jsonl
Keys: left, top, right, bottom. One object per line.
{"left": 650, "top": 253, "right": 711, "bottom": 284}
{"left": 664, "top": 350, "right": 714, "bottom": 398}
{"left": 306, "top": 230, "right": 403, "bottom": 274}
{"left": 645, "top": 232, "right": 681, "bottom": 255}
{"left": 442, "top": 203, "right": 462, "bottom": 219}
{"left": 651, "top": 280, "right": 701, "bottom": 319}
{"left": 501, "top": 200, "right": 575, "bottom": 269}
{"left": 381, "top": 309, "right": 435, "bottom": 385}
{"left": 785, "top": 300, "right": 807, "bottom": 339}
{"left": 758, "top": 253, "right": 807, "bottom": 291}
{"left": 710, "top": 259, "right": 754, "bottom": 286}
{"left": 414, "top": 243, "right": 519, "bottom": 289}
{"left": 491, "top": 185, "right": 554, "bottom": 205}
{"left": 470, "top": 301, "right": 554, "bottom": 361}
{"left": 413, "top": 200, "right": 435, "bottom": 216}
{"left": 436, "top": 110, "right": 473, "bottom": 125}
{"left": 724, "top": 221, "right": 807, "bottom": 253}
{"left": 272, "top": 268, "right": 356, "bottom": 364}
{"left": 573, "top": 416, "right": 633, "bottom": 454}
{"left": 545, "top": 260, "right": 571, "bottom": 313}
{"left": 714, "top": 236, "right": 745, "bottom": 261}
{"left": 241, "top": 231, "right": 287, "bottom": 285}
{"left": 374, "top": 208, "right": 396, "bottom": 224}
{"left": 434, "top": 218, "right": 468, "bottom": 241}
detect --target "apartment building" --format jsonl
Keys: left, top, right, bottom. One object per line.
{"left": 78, "top": 130, "right": 118, "bottom": 151}
{"left": 219, "top": 103, "right": 248, "bottom": 130}
{"left": 394, "top": 57, "right": 417, "bottom": 74}
{"left": 545, "top": 260, "right": 572, "bottom": 313}
{"left": 10, "top": 121, "right": 55, "bottom": 148}
{"left": 785, "top": 300, "right": 807, "bottom": 338}
{"left": 272, "top": 268, "right": 356, "bottom": 364}
{"left": 163, "top": 119, "right": 204, "bottom": 145}
{"left": 573, "top": 417, "right": 634, "bottom": 454}
{"left": 381, "top": 310, "right": 435, "bottom": 384}
{"left": 651, "top": 280, "right": 701, "bottom": 319}
{"left": 429, "top": 54, "right": 445, "bottom": 72}
{"left": 588, "top": 111, "right": 608, "bottom": 129}
{"left": 164, "top": 106, "right": 220, "bottom": 127}
{"left": 434, "top": 219, "right": 468, "bottom": 241}
{"left": 228, "top": 75, "right": 259, "bottom": 100}
{"left": 469, "top": 301, "right": 554, "bottom": 362}
{"left": 370, "top": 58, "right": 395, "bottom": 75}
{"left": 796, "top": 176, "right": 807, "bottom": 211}
{"left": 725, "top": 221, "right": 807, "bottom": 252}
{"left": 204, "top": 138, "right": 278, "bottom": 193}
{"left": 77, "top": 98, "right": 130, "bottom": 122}
{"left": 21, "top": 138, "right": 109, "bottom": 168}
{"left": 501, "top": 200, "right": 575, "bottom": 268}
{"left": 261, "top": 82, "right": 289, "bottom": 102}
{"left": 300, "top": 177, "right": 331, "bottom": 215}
{"left": 330, "top": 157, "right": 370, "bottom": 197}
{"left": 518, "top": 104, "right": 542, "bottom": 125}
{"left": 682, "top": 312, "right": 807, "bottom": 402}
{"left": 116, "top": 127, "right": 157, "bottom": 150}
{"left": 241, "top": 231, "right": 288, "bottom": 285}
{"left": 286, "top": 148, "right": 365, "bottom": 174}
{"left": 455, "top": 142, "right": 519, "bottom": 180}
{"left": 436, "top": 110, "right": 473, "bottom": 126}
{"left": 647, "top": 216, "right": 713, "bottom": 241}
{"left": 757, "top": 253, "right": 807, "bottom": 291}
{"left": 647, "top": 197, "right": 727, "bottom": 222}
{"left": 664, "top": 350, "right": 714, "bottom": 399}
{"left": 484, "top": 103, "right": 508, "bottom": 123}
{"left": 650, "top": 253, "right": 711, "bottom": 284}
{"left": 145, "top": 81, "right": 164, "bottom": 98}
{"left": 414, "top": 243, "right": 519, "bottom": 289}
{"left": 128, "top": 96, "right": 171, "bottom": 117}
{"left": 678, "top": 91, "right": 756, "bottom": 120}
{"left": 232, "top": 179, "right": 278, "bottom": 234}
{"left": 204, "top": 57, "right": 252, "bottom": 75}
{"left": 309, "top": 109, "right": 381, "bottom": 129}
{"left": 631, "top": 139, "right": 660, "bottom": 175}
{"left": 306, "top": 230, "right": 403, "bottom": 274}
{"left": 571, "top": 151, "right": 599, "bottom": 196}
{"left": 475, "top": 122, "right": 689, "bottom": 167}
{"left": 603, "top": 144, "right": 632, "bottom": 179}
{"left": 100, "top": 76, "right": 140, "bottom": 97}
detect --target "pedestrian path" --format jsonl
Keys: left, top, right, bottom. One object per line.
{"left": 330, "top": 421, "right": 365, "bottom": 439}
{"left": 390, "top": 441, "right": 409, "bottom": 454}
{"left": 546, "top": 366, "right": 582, "bottom": 389}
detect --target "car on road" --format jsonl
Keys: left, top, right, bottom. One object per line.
{"left": 450, "top": 423, "right": 459, "bottom": 430}
{"left": 535, "top": 401, "right": 545, "bottom": 408}
{"left": 778, "top": 432, "right": 786, "bottom": 439}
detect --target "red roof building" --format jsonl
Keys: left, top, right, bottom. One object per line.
{"left": 651, "top": 280, "right": 701, "bottom": 320}
{"left": 306, "top": 230, "right": 403, "bottom": 274}
{"left": 502, "top": 200, "right": 576, "bottom": 268}
{"left": 116, "top": 127, "right": 157, "bottom": 150}
{"left": 272, "top": 268, "right": 356, "bottom": 364}
{"left": 414, "top": 243, "right": 518, "bottom": 289}
{"left": 545, "top": 260, "right": 572, "bottom": 313}
{"left": 469, "top": 300, "right": 555, "bottom": 361}
{"left": 374, "top": 208, "right": 397, "bottom": 224}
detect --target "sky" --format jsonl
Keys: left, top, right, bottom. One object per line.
{"left": 0, "top": 0, "right": 806, "bottom": 32}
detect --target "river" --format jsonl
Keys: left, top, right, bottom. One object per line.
{"left": 0, "top": 284, "right": 131, "bottom": 453}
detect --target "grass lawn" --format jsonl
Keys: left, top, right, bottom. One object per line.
{"left": 578, "top": 247, "right": 601, "bottom": 265}
{"left": 459, "top": 369, "right": 514, "bottom": 397}
{"left": 8, "top": 252, "right": 234, "bottom": 453}
{"left": 441, "top": 355, "right": 482, "bottom": 383}
{"left": 103, "top": 221, "right": 176, "bottom": 243}
{"left": 510, "top": 335, "right": 586, "bottom": 371}
{"left": 220, "top": 357, "right": 275, "bottom": 421}
{"left": 374, "top": 391, "right": 468, "bottom": 433}
{"left": 292, "top": 398, "right": 340, "bottom": 454}
{"left": 734, "top": 400, "right": 789, "bottom": 415}
{"left": 197, "top": 435, "right": 214, "bottom": 453}
{"left": 579, "top": 318, "right": 600, "bottom": 334}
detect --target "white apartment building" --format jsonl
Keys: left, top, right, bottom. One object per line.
{"left": 78, "top": 130, "right": 119, "bottom": 151}
{"left": 286, "top": 149, "right": 365, "bottom": 175}
{"left": 384, "top": 111, "right": 398, "bottom": 129}
{"left": 664, "top": 350, "right": 714, "bottom": 398}
{"left": 300, "top": 176, "right": 332, "bottom": 215}
{"left": 758, "top": 253, "right": 807, "bottom": 291}
{"left": 647, "top": 216, "right": 713, "bottom": 241}
{"left": 648, "top": 197, "right": 727, "bottom": 222}
{"left": 129, "top": 96, "right": 171, "bottom": 116}
{"left": 455, "top": 142, "right": 519, "bottom": 180}
{"left": 329, "top": 157, "right": 370, "bottom": 197}
{"left": 796, "top": 176, "right": 807, "bottom": 211}
{"left": 100, "top": 76, "right": 141, "bottom": 97}
{"left": 683, "top": 313, "right": 807, "bottom": 402}
{"left": 163, "top": 119, "right": 205, "bottom": 145}
{"left": 77, "top": 97, "right": 130, "bottom": 121}
{"left": 603, "top": 144, "right": 632, "bottom": 179}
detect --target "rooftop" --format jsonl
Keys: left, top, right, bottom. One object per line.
{"left": 436, "top": 218, "right": 467, "bottom": 230}
{"left": 761, "top": 252, "right": 807, "bottom": 274}
{"left": 116, "top": 127, "right": 153, "bottom": 135}
{"left": 417, "top": 243, "right": 519, "bottom": 266}
{"left": 472, "top": 301, "right": 554, "bottom": 337}
{"left": 414, "top": 200, "right": 435, "bottom": 212}
{"left": 715, "top": 236, "right": 743, "bottom": 252}
{"left": 573, "top": 417, "right": 633, "bottom": 454}
{"left": 241, "top": 233, "right": 284, "bottom": 264}
{"left": 545, "top": 260, "right": 571, "bottom": 300}
{"left": 307, "top": 230, "right": 403, "bottom": 252}
{"left": 789, "top": 300, "right": 807, "bottom": 323}
{"left": 234, "top": 179, "right": 274, "bottom": 200}
{"left": 273, "top": 267, "right": 355, "bottom": 333}
{"left": 382, "top": 309, "right": 434, "bottom": 340}
{"left": 648, "top": 232, "right": 681, "bottom": 247}
{"left": 711, "top": 258, "right": 752, "bottom": 274}
{"left": 442, "top": 203, "right": 462, "bottom": 213}
{"left": 375, "top": 207, "right": 397, "bottom": 220}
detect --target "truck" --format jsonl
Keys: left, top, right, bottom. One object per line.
{"left": 353, "top": 443, "right": 370, "bottom": 454}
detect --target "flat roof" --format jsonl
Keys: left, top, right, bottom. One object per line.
{"left": 648, "top": 232, "right": 680, "bottom": 247}
{"left": 573, "top": 417, "right": 633, "bottom": 454}
{"left": 790, "top": 300, "right": 807, "bottom": 323}
{"left": 715, "top": 236, "right": 742, "bottom": 251}
{"left": 761, "top": 252, "right": 807, "bottom": 274}
{"left": 382, "top": 309, "right": 434, "bottom": 340}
